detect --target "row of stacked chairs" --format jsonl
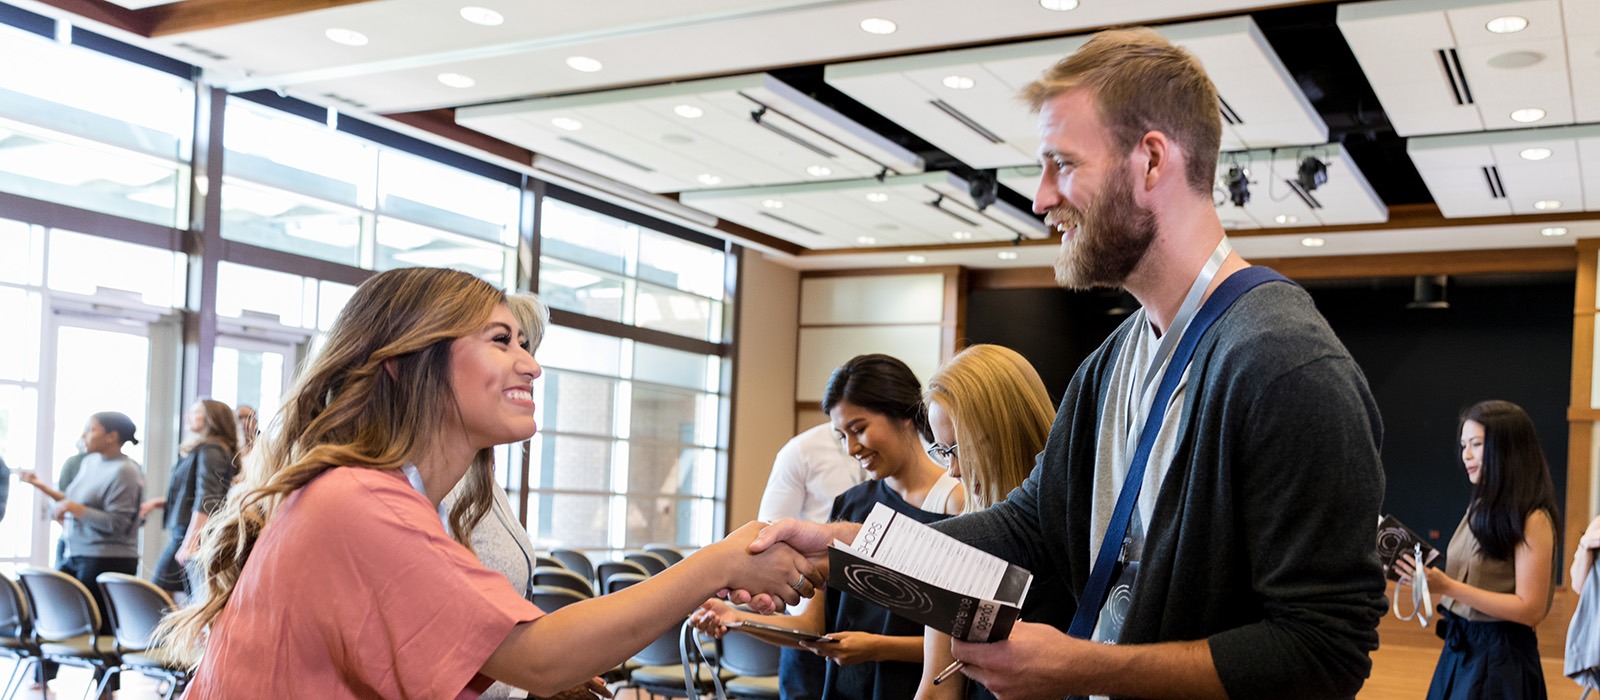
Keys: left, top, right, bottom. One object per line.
{"left": 535, "top": 546, "right": 781, "bottom": 700}
{"left": 0, "top": 569, "right": 188, "bottom": 700}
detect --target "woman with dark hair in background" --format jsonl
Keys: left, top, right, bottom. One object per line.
{"left": 1397, "top": 399, "right": 1561, "bottom": 699}
{"left": 145, "top": 398, "right": 239, "bottom": 596}
{"left": 694, "top": 353, "right": 962, "bottom": 700}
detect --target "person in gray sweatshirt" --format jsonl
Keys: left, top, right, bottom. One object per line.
{"left": 19, "top": 410, "right": 144, "bottom": 695}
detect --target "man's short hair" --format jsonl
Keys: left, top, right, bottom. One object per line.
{"left": 1022, "top": 28, "right": 1222, "bottom": 196}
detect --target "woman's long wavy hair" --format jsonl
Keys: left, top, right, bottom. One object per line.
{"left": 1463, "top": 400, "right": 1561, "bottom": 561}
{"left": 926, "top": 345, "right": 1055, "bottom": 512}
{"left": 178, "top": 399, "right": 239, "bottom": 460}
{"left": 155, "top": 267, "right": 506, "bottom": 661}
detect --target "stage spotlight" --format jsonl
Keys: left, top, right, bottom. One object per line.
{"left": 1225, "top": 165, "right": 1250, "bottom": 207}
{"left": 1297, "top": 156, "right": 1328, "bottom": 191}
{"left": 969, "top": 169, "right": 999, "bottom": 211}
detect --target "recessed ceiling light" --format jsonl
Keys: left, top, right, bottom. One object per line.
{"left": 696, "top": 173, "right": 722, "bottom": 186}
{"left": 459, "top": 7, "right": 504, "bottom": 26}
{"left": 952, "top": 231, "right": 973, "bottom": 240}
{"left": 1511, "top": 107, "right": 1547, "bottom": 123}
{"left": 1039, "top": 0, "right": 1080, "bottom": 9}
{"left": 865, "top": 192, "right": 889, "bottom": 203}
{"left": 1301, "top": 237, "right": 1326, "bottom": 248}
{"left": 906, "top": 254, "right": 927, "bottom": 264}
{"left": 1520, "top": 147, "right": 1553, "bottom": 161}
{"left": 997, "top": 251, "right": 1019, "bottom": 260}
{"left": 857, "top": 236, "right": 876, "bottom": 245}
{"left": 1534, "top": 199, "right": 1562, "bottom": 210}
{"left": 942, "top": 75, "right": 975, "bottom": 90}
{"left": 324, "top": 28, "right": 369, "bottom": 46}
{"left": 761, "top": 199, "right": 784, "bottom": 209}
{"left": 1486, "top": 15, "right": 1528, "bottom": 34}
{"left": 1274, "top": 214, "right": 1299, "bottom": 224}
{"left": 859, "top": 17, "right": 897, "bottom": 35}
{"left": 437, "top": 72, "right": 476, "bottom": 88}
{"left": 566, "top": 56, "right": 603, "bottom": 72}
{"left": 806, "top": 165, "right": 832, "bottom": 177}
{"left": 549, "top": 117, "right": 582, "bottom": 131}
{"left": 1220, "top": 220, "right": 1238, "bottom": 228}
{"left": 1541, "top": 226, "right": 1569, "bottom": 237}
{"left": 673, "top": 104, "right": 704, "bottom": 119}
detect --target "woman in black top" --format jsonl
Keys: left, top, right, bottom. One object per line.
{"left": 694, "top": 354, "right": 962, "bottom": 700}
{"left": 148, "top": 399, "right": 239, "bottom": 595}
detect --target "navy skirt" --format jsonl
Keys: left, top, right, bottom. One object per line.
{"left": 1426, "top": 607, "right": 1547, "bottom": 700}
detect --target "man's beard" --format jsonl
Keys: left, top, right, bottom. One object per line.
{"left": 1051, "top": 168, "right": 1158, "bottom": 290}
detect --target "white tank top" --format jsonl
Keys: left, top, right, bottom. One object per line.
{"left": 921, "top": 473, "right": 963, "bottom": 515}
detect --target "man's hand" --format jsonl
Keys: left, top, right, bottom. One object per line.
{"left": 726, "top": 519, "right": 855, "bottom": 612}
{"left": 950, "top": 621, "right": 1080, "bottom": 700}
{"left": 709, "top": 521, "right": 825, "bottom": 610}
{"left": 533, "top": 677, "right": 611, "bottom": 700}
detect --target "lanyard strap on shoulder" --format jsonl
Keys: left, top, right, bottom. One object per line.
{"left": 1067, "top": 266, "right": 1289, "bottom": 640}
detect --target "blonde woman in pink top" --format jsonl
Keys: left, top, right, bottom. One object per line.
{"left": 157, "top": 267, "right": 821, "bottom": 699}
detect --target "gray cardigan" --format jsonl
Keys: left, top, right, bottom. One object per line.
{"left": 935, "top": 281, "right": 1388, "bottom": 700}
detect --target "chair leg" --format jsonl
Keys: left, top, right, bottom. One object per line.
{"left": 88, "top": 667, "right": 118, "bottom": 700}
{"left": 1, "top": 658, "right": 32, "bottom": 700}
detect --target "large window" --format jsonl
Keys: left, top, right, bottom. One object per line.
{"left": 530, "top": 196, "right": 730, "bottom": 554}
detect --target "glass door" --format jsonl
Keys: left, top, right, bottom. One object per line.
{"left": 212, "top": 334, "right": 298, "bottom": 440}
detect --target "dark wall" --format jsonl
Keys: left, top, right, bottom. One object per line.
{"left": 965, "top": 275, "right": 1574, "bottom": 556}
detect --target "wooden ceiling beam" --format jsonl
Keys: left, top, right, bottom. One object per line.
{"left": 139, "top": 0, "right": 383, "bottom": 37}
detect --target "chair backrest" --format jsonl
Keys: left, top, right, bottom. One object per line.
{"left": 531, "top": 567, "right": 594, "bottom": 597}
{"left": 595, "top": 560, "right": 648, "bottom": 589}
{"left": 643, "top": 545, "right": 685, "bottom": 566}
{"left": 631, "top": 616, "right": 690, "bottom": 668}
{"left": 534, "top": 555, "right": 566, "bottom": 570}
{"left": 624, "top": 551, "right": 670, "bottom": 576}
{"left": 17, "top": 568, "right": 100, "bottom": 642}
{"left": 96, "top": 573, "right": 177, "bottom": 652}
{"left": 0, "top": 574, "right": 31, "bottom": 640}
{"left": 603, "top": 572, "right": 647, "bottom": 596}
{"left": 717, "top": 629, "right": 781, "bottom": 678}
{"left": 549, "top": 548, "right": 595, "bottom": 582}
{"left": 529, "top": 585, "right": 588, "bottom": 613}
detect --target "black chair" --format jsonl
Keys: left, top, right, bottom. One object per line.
{"left": 549, "top": 548, "right": 595, "bottom": 584}
{"left": 16, "top": 568, "right": 117, "bottom": 700}
{"left": 624, "top": 619, "right": 724, "bottom": 699}
{"left": 602, "top": 572, "right": 647, "bottom": 596}
{"left": 643, "top": 545, "right": 685, "bottom": 567}
{"left": 531, "top": 567, "right": 594, "bottom": 598}
{"left": 1, "top": 574, "right": 40, "bottom": 700}
{"left": 704, "top": 627, "right": 781, "bottom": 700}
{"left": 595, "top": 560, "right": 649, "bottom": 591}
{"left": 624, "top": 552, "right": 671, "bottom": 577}
{"left": 534, "top": 555, "right": 566, "bottom": 570}
{"left": 94, "top": 573, "right": 190, "bottom": 700}
{"left": 528, "top": 585, "right": 588, "bottom": 613}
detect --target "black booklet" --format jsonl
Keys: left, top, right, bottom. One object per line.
{"left": 826, "top": 502, "right": 1031, "bottom": 642}
{"left": 1376, "top": 514, "right": 1441, "bottom": 581}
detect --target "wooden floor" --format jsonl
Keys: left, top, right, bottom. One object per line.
{"left": 1361, "top": 582, "right": 1587, "bottom": 699}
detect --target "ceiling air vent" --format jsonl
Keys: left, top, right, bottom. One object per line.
{"left": 759, "top": 212, "right": 825, "bottom": 235}
{"left": 1481, "top": 165, "right": 1506, "bottom": 198}
{"left": 1436, "top": 48, "right": 1475, "bottom": 105}
{"left": 929, "top": 100, "right": 1004, "bottom": 144}
{"left": 1218, "top": 96, "right": 1243, "bottom": 126}
{"left": 557, "top": 137, "right": 656, "bottom": 173}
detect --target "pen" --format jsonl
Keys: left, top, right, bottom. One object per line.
{"left": 932, "top": 660, "right": 965, "bottom": 685}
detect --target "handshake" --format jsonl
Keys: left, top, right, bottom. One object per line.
{"left": 710, "top": 518, "right": 862, "bottom": 613}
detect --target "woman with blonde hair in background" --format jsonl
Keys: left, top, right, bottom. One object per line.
{"left": 157, "top": 267, "right": 820, "bottom": 699}
{"left": 915, "top": 344, "right": 1056, "bottom": 700}
{"left": 144, "top": 398, "right": 239, "bottom": 596}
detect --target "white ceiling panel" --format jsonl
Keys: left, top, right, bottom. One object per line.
{"left": 1338, "top": 0, "right": 1593, "bottom": 136}
{"left": 1409, "top": 123, "right": 1600, "bottom": 217}
{"left": 680, "top": 171, "right": 1044, "bottom": 249}
{"left": 1213, "top": 144, "right": 1389, "bottom": 229}
{"left": 456, "top": 73, "right": 921, "bottom": 194}
{"left": 825, "top": 16, "right": 1327, "bottom": 170}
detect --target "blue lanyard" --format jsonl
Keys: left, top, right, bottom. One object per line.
{"left": 1066, "top": 263, "right": 1289, "bottom": 640}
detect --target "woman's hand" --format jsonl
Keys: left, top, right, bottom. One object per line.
{"left": 17, "top": 470, "right": 43, "bottom": 488}
{"left": 533, "top": 677, "right": 611, "bottom": 700}
{"left": 1394, "top": 553, "right": 1454, "bottom": 597}
{"left": 801, "top": 631, "right": 882, "bottom": 666}
{"left": 52, "top": 500, "right": 85, "bottom": 521}
{"left": 139, "top": 498, "right": 166, "bottom": 519}
{"left": 708, "top": 521, "right": 825, "bottom": 610}
{"left": 688, "top": 598, "right": 742, "bottom": 638}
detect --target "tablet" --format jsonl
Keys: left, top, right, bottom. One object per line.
{"left": 724, "top": 620, "right": 838, "bottom": 643}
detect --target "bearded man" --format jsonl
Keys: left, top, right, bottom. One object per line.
{"left": 742, "top": 27, "right": 1387, "bottom": 700}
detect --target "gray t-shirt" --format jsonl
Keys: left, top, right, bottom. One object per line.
{"left": 62, "top": 452, "right": 144, "bottom": 558}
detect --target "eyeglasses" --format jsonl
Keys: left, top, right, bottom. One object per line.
{"left": 926, "top": 443, "right": 958, "bottom": 467}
